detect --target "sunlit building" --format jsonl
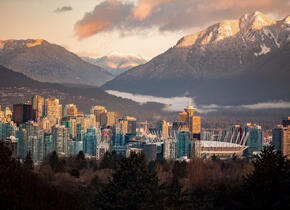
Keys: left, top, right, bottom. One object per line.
{"left": 272, "top": 117, "right": 290, "bottom": 158}
{"left": 192, "top": 140, "right": 247, "bottom": 158}
{"left": 176, "top": 103, "right": 201, "bottom": 140}
{"left": 106, "top": 112, "right": 118, "bottom": 127}
{"left": 91, "top": 106, "right": 107, "bottom": 127}
{"left": 64, "top": 104, "right": 78, "bottom": 117}
{"left": 32, "top": 95, "right": 44, "bottom": 122}
{"left": 45, "top": 97, "right": 62, "bottom": 126}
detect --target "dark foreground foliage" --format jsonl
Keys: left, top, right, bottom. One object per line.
{"left": 1, "top": 142, "right": 289, "bottom": 210}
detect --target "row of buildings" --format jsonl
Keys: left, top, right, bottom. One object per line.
{"left": 1, "top": 95, "right": 288, "bottom": 162}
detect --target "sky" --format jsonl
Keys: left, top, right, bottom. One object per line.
{"left": 0, "top": 0, "right": 289, "bottom": 59}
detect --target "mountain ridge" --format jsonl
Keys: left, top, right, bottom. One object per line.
{"left": 0, "top": 39, "right": 114, "bottom": 87}
{"left": 102, "top": 11, "right": 290, "bottom": 105}
{"left": 0, "top": 65, "right": 172, "bottom": 121}
{"left": 82, "top": 52, "right": 147, "bottom": 76}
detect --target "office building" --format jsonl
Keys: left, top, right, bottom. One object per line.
{"left": 243, "top": 123, "right": 263, "bottom": 156}
{"left": 272, "top": 118, "right": 290, "bottom": 158}
{"left": 32, "top": 95, "right": 44, "bottom": 122}
{"left": 45, "top": 97, "right": 62, "bottom": 126}
{"left": 144, "top": 144, "right": 157, "bottom": 161}
{"left": 106, "top": 112, "right": 118, "bottom": 127}
{"left": 158, "top": 120, "right": 169, "bottom": 139}
{"left": 163, "top": 137, "right": 177, "bottom": 160}
{"left": 91, "top": 106, "right": 107, "bottom": 127}
{"left": 177, "top": 131, "right": 192, "bottom": 158}
{"left": 52, "top": 124, "right": 69, "bottom": 154}
{"left": 64, "top": 104, "right": 78, "bottom": 117}
{"left": 13, "top": 103, "right": 33, "bottom": 125}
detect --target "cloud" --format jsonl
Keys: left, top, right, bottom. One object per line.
{"left": 74, "top": 0, "right": 133, "bottom": 39}
{"left": 106, "top": 90, "right": 290, "bottom": 113}
{"left": 106, "top": 90, "right": 219, "bottom": 113}
{"left": 240, "top": 101, "right": 290, "bottom": 109}
{"left": 54, "top": 6, "right": 72, "bottom": 13}
{"left": 75, "top": 0, "right": 290, "bottom": 39}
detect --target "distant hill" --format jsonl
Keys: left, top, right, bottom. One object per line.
{"left": 0, "top": 65, "right": 172, "bottom": 121}
{"left": 103, "top": 12, "right": 290, "bottom": 105}
{"left": 0, "top": 39, "right": 113, "bottom": 87}
{"left": 82, "top": 52, "right": 147, "bottom": 76}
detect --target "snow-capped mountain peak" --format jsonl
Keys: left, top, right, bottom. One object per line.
{"left": 239, "top": 11, "right": 276, "bottom": 31}
{"left": 82, "top": 52, "right": 148, "bottom": 76}
{"left": 176, "top": 11, "right": 277, "bottom": 48}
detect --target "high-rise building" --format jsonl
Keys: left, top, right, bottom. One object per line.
{"left": 45, "top": 97, "right": 62, "bottom": 126}
{"left": 91, "top": 106, "right": 107, "bottom": 127}
{"left": 4, "top": 136, "right": 18, "bottom": 158}
{"left": 0, "top": 106, "right": 4, "bottom": 122}
{"left": 163, "top": 137, "right": 177, "bottom": 160}
{"left": 158, "top": 120, "right": 169, "bottom": 139}
{"left": 96, "top": 142, "right": 110, "bottom": 160}
{"left": 272, "top": 118, "right": 290, "bottom": 158}
{"left": 32, "top": 95, "right": 44, "bottom": 122}
{"left": 144, "top": 144, "right": 157, "bottom": 161}
{"left": 52, "top": 124, "right": 69, "bottom": 154}
{"left": 16, "top": 128, "right": 27, "bottom": 159}
{"left": 177, "top": 131, "right": 192, "bottom": 158}
{"left": 4, "top": 107, "right": 12, "bottom": 122}
{"left": 176, "top": 104, "right": 201, "bottom": 140}
{"left": 179, "top": 112, "right": 187, "bottom": 122}
{"left": 13, "top": 104, "right": 33, "bottom": 125}
{"left": 18, "top": 121, "right": 44, "bottom": 162}
{"left": 272, "top": 125, "right": 284, "bottom": 151}
{"left": 83, "top": 114, "right": 96, "bottom": 132}
{"left": 126, "top": 116, "right": 137, "bottom": 135}
{"left": 244, "top": 123, "right": 263, "bottom": 156}
{"left": 282, "top": 126, "right": 290, "bottom": 158}
{"left": 0, "top": 122, "right": 16, "bottom": 141}
{"left": 106, "top": 112, "right": 118, "bottom": 127}
{"left": 192, "top": 116, "right": 201, "bottom": 139}
{"left": 102, "top": 128, "right": 112, "bottom": 143}
{"left": 84, "top": 127, "right": 98, "bottom": 156}
{"left": 64, "top": 104, "right": 78, "bottom": 117}
{"left": 44, "top": 134, "right": 54, "bottom": 157}
{"left": 282, "top": 117, "right": 290, "bottom": 128}
{"left": 61, "top": 119, "right": 77, "bottom": 139}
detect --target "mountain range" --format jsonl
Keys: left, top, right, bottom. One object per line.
{"left": 0, "top": 39, "right": 113, "bottom": 87}
{"left": 82, "top": 52, "right": 147, "bottom": 76}
{"left": 0, "top": 65, "right": 171, "bottom": 121}
{"left": 102, "top": 11, "right": 290, "bottom": 105}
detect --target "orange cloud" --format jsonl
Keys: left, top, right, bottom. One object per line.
{"left": 132, "top": 0, "right": 175, "bottom": 20}
{"left": 75, "top": 21, "right": 111, "bottom": 40}
{"left": 75, "top": 0, "right": 290, "bottom": 39}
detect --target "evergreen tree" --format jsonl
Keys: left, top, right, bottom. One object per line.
{"left": 239, "top": 145, "right": 290, "bottom": 209}
{"left": 70, "top": 169, "right": 80, "bottom": 178}
{"left": 76, "top": 151, "right": 87, "bottom": 169}
{"left": 24, "top": 151, "right": 34, "bottom": 170}
{"left": 49, "top": 151, "right": 59, "bottom": 172}
{"left": 76, "top": 151, "right": 85, "bottom": 160}
{"left": 166, "top": 176, "right": 187, "bottom": 209}
{"left": 99, "top": 151, "right": 121, "bottom": 170}
{"left": 95, "top": 152, "right": 163, "bottom": 209}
